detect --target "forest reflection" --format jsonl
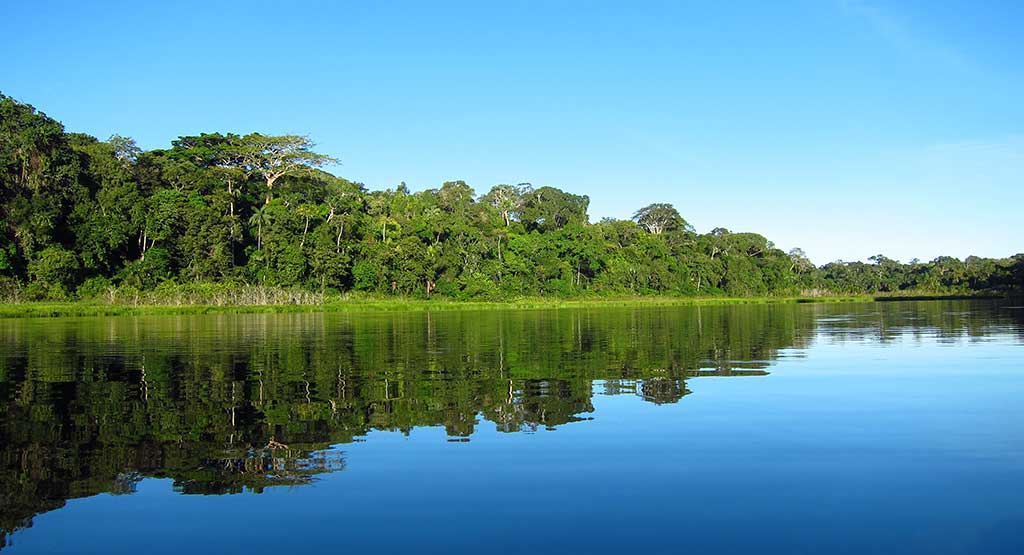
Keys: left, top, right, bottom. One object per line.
{"left": 0, "top": 300, "right": 1020, "bottom": 546}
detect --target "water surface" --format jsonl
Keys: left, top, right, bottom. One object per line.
{"left": 1, "top": 300, "right": 1022, "bottom": 553}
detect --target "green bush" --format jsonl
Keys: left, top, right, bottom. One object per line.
{"left": 76, "top": 277, "right": 114, "bottom": 300}
{"left": 28, "top": 247, "right": 80, "bottom": 292}
{"left": 0, "top": 276, "right": 23, "bottom": 303}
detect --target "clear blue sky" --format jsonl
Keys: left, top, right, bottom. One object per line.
{"left": 3, "top": 0, "right": 1022, "bottom": 264}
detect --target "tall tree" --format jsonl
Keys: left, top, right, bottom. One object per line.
{"left": 633, "top": 203, "right": 688, "bottom": 235}
{"left": 235, "top": 134, "right": 338, "bottom": 204}
{"left": 481, "top": 183, "right": 530, "bottom": 226}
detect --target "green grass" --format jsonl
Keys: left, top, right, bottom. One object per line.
{"left": 0, "top": 294, "right": 899, "bottom": 319}
{"left": 0, "top": 292, "right": 1008, "bottom": 319}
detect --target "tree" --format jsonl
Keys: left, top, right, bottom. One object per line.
{"left": 788, "top": 248, "right": 812, "bottom": 273}
{"left": 248, "top": 204, "right": 271, "bottom": 251}
{"left": 320, "top": 178, "right": 364, "bottom": 252}
{"left": 296, "top": 203, "right": 321, "bottom": 248}
{"left": 235, "top": 134, "right": 338, "bottom": 204}
{"left": 0, "top": 93, "right": 83, "bottom": 275}
{"left": 108, "top": 135, "right": 141, "bottom": 163}
{"left": 141, "top": 189, "right": 183, "bottom": 260}
{"left": 366, "top": 190, "right": 398, "bottom": 243}
{"left": 27, "top": 246, "right": 79, "bottom": 297}
{"left": 482, "top": 183, "right": 529, "bottom": 226}
{"left": 633, "top": 203, "right": 689, "bottom": 235}
{"left": 436, "top": 180, "right": 476, "bottom": 219}
{"left": 2, "top": 92, "right": 1019, "bottom": 303}
{"left": 518, "top": 186, "right": 589, "bottom": 232}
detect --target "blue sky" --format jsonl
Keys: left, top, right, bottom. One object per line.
{"left": 2, "top": 0, "right": 1021, "bottom": 263}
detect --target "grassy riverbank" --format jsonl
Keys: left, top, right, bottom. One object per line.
{"left": 0, "top": 293, "right": 1005, "bottom": 319}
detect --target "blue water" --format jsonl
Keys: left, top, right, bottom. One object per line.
{"left": 1, "top": 301, "right": 1022, "bottom": 554}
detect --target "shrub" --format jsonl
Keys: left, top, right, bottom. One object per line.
{"left": 76, "top": 277, "right": 113, "bottom": 300}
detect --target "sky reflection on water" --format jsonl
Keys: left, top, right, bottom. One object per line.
{"left": 1, "top": 300, "right": 1022, "bottom": 554}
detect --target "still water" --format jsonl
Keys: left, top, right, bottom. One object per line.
{"left": 1, "top": 300, "right": 1022, "bottom": 554}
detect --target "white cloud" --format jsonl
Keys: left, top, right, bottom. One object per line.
{"left": 838, "top": 0, "right": 969, "bottom": 70}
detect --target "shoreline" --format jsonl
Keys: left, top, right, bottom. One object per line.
{"left": 0, "top": 294, "right": 1007, "bottom": 319}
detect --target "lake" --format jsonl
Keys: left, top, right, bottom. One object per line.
{"left": 1, "top": 300, "right": 1022, "bottom": 554}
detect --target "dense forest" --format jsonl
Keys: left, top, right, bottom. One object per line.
{"left": 1, "top": 93, "right": 1021, "bottom": 303}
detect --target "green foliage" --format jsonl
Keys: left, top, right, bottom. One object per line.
{"left": 0, "top": 92, "right": 1020, "bottom": 303}
{"left": 633, "top": 203, "right": 691, "bottom": 235}
{"left": 27, "top": 246, "right": 79, "bottom": 298}
{"left": 75, "top": 276, "right": 113, "bottom": 300}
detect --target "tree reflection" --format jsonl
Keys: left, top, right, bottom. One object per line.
{"left": 0, "top": 299, "right": 1020, "bottom": 547}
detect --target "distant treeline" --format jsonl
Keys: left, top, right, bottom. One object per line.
{"left": 1, "top": 93, "right": 1021, "bottom": 302}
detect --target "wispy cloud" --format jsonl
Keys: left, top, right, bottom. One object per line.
{"left": 838, "top": 0, "right": 969, "bottom": 70}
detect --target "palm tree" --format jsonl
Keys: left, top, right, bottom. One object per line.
{"left": 248, "top": 204, "right": 272, "bottom": 251}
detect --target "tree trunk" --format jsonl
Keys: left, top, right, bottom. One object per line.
{"left": 228, "top": 179, "right": 236, "bottom": 267}
{"left": 264, "top": 176, "right": 276, "bottom": 205}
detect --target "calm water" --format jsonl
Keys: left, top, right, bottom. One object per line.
{"left": 1, "top": 300, "right": 1022, "bottom": 554}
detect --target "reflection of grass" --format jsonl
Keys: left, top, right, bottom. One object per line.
{"left": 0, "top": 294, "right": 1001, "bottom": 318}
{"left": 873, "top": 293, "right": 1004, "bottom": 301}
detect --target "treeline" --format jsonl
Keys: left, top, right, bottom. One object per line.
{"left": 2, "top": 93, "right": 1021, "bottom": 302}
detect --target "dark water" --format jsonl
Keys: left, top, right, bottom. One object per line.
{"left": 1, "top": 300, "right": 1022, "bottom": 554}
